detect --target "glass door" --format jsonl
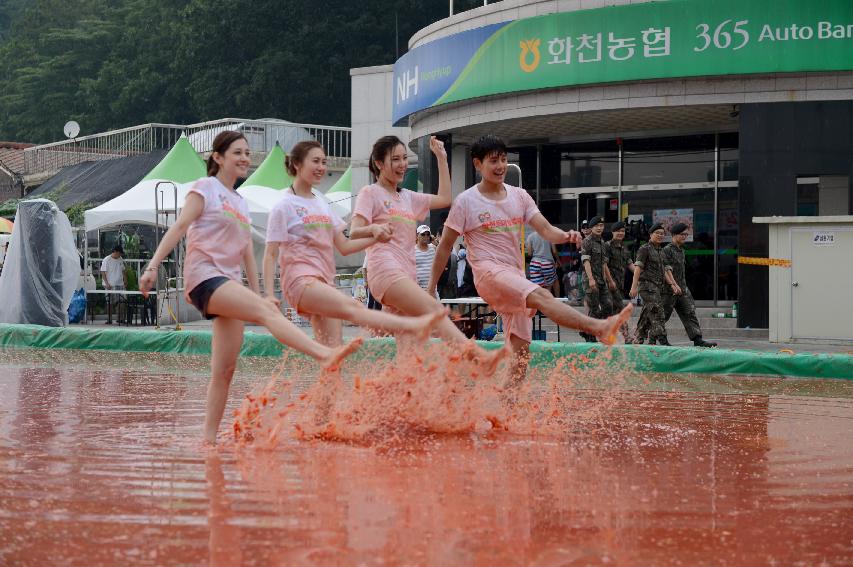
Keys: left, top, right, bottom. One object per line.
{"left": 620, "top": 186, "right": 716, "bottom": 302}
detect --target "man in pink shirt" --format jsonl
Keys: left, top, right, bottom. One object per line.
{"left": 428, "top": 135, "right": 632, "bottom": 385}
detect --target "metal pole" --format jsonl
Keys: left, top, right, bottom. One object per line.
{"left": 535, "top": 145, "right": 541, "bottom": 206}
{"left": 173, "top": 183, "right": 182, "bottom": 328}
{"left": 713, "top": 133, "right": 719, "bottom": 306}
{"left": 153, "top": 183, "right": 163, "bottom": 328}
{"left": 154, "top": 181, "right": 178, "bottom": 328}
{"left": 617, "top": 140, "right": 623, "bottom": 220}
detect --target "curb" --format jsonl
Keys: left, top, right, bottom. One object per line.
{"left": 1, "top": 324, "right": 851, "bottom": 380}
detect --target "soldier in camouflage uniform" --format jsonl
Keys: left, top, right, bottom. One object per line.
{"left": 605, "top": 221, "right": 635, "bottom": 342}
{"left": 629, "top": 222, "right": 676, "bottom": 345}
{"left": 580, "top": 216, "right": 613, "bottom": 342}
{"left": 662, "top": 222, "right": 717, "bottom": 348}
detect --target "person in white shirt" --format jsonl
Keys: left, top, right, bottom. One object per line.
{"left": 414, "top": 224, "right": 437, "bottom": 295}
{"left": 100, "top": 245, "right": 127, "bottom": 317}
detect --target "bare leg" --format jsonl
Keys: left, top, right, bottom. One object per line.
{"left": 309, "top": 312, "right": 344, "bottom": 348}
{"left": 527, "top": 288, "right": 634, "bottom": 345}
{"left": 299, "top": 280, "right": 447, "bottom": 340}
{"left": 206, "top": 281, "right": 361, "bottom": 370}
{"left": 381, "top": 277, "right": 507, "bottom": 372}
{"left": 204, "top": 316, "right": 244, "bottom": 444}
{"left": 380, "top": 277, "right": 468, "bottom": 341}
{"left": 549, "top": 278, "right": 560, "bottom": 298}
{"left": 503, "top": 333, "right": 531, "bottom": 390}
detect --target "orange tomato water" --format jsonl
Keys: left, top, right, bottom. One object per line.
{"left": 0, "top": 347, "right": 851, "bottom": 565}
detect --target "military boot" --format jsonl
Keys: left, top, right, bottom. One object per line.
{"left": 693, "top": 337, "right": 717, "bottom": 348}
{"left": 656, "top": 336, "right": 672, "bottom": 346}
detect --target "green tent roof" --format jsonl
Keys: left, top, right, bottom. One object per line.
{"left": 141, "top": 135, "right": 206, "bottom": 183}
{"left": 241, "top": 143, "right": 292, "bottom": 190}
{"left": 325, "top": 166, "right": 352, "bottom": 194}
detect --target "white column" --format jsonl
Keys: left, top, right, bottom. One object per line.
{"left": 451, "top": 143, "right": 468, "bottom": 198}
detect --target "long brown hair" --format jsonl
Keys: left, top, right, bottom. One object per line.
{"left": 368, "top": 135, "right": 405, "bottom": 181}
{"left": 286, "top": 140, "right": 324, "bottom": 177}
{"left": 207, "top": 131, "right": 248, "bottom": 176}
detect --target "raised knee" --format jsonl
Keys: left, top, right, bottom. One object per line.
{"left": 527, "top": 288, "right": 549, "bottom": 309}
{"left": 255, "top": 300, "right": 282, "bottom": 325}
{"left": 340, "top": 301, "right": 366, "bottom": 320}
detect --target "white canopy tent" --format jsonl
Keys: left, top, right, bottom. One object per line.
{"left": 236, "top": 143, "right": 292, "bottom": 237}
{"left": 84, "top": 136, "right": 209, "bottom": 232}
{"left": 323, "top": 166, "right": 353, "bottom": 219}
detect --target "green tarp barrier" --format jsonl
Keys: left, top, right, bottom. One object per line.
{"left": 0, "top": 324, "right": 851, "bottom": 380}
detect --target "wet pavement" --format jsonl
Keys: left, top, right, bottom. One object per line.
{"left": 0, "top": 348, "right": 851, "bottom": 565}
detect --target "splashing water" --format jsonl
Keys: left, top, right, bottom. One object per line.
{"left": 232, "top": 340, "right": 641, "bottom": 447}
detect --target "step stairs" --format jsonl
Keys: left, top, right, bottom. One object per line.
{"left": 528, "top": 305, "right": 769, "bottom": 342}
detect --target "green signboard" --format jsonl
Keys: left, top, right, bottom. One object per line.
{"left": 392, "top": 0, "right": 853, "bottom": 124}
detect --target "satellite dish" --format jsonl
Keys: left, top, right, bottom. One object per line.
{"left": 63, "top": 120, "right": 80, "bottom": 139}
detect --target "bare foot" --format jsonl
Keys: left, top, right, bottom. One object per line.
{"left": 407, "top": 308, "right": 449, "bottom": 342}
{"left": 320, "top": 336, "right": 364, "bottom": 373}
{"left": 596, "top": 304, "right": 634, "bottom": 345}
{"left": 463, "top": 341, "right": 509, "bottom": 376}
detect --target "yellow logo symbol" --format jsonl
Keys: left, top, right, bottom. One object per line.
{"left": 519, "top": 39, "right": 541, "bottom": 73}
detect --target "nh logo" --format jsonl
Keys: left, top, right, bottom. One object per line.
{"left": 397, "top": 66, "right": 419, "bottom": 103}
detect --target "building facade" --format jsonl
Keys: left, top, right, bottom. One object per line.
{"left": 372, "top": 0, "right": 853, "bottom": 329}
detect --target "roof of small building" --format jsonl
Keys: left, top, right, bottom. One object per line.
{"left": 0, "top": 142, "right": 34, "bottom": 176}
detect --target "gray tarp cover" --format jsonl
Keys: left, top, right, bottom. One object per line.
{"left": 0, "top": 199, "right": 79, "bottom": 326}
{"left": 28, "top": 150, "right": 167, "bottom": 210}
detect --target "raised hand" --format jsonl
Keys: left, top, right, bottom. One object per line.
{"left": 429, "top": 135, "right": 447, "bottom": 161}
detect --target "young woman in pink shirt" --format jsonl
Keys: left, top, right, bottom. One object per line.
{"left": 428, "top": 135, "right": 633, "bottom": 384}
{"left": 350, "top": 136, "right": 504, "bottom": 367}
{"left": 139, "top": 132, "right": 361, "bottom": 444}
{"left": 262, "top": 141, "right": 445, "bottom": 346}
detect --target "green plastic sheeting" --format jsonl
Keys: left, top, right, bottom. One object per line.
{"left": 1, "top": 324, "right": 851, "bottom": 380}
{"left": 141, "top": 136, "right": 206, "bottom": 184}
{"left": 241, "top": 143, "right": 292, "bottom": 190}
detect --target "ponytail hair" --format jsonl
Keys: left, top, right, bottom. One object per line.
{"left": 207, "top": 131, "right": 248, "bottom": 176}
{"left": 285, "top": 140, "right": 324, "bottom": 177}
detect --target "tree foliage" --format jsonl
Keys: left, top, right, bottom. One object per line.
{"left": 0, "top": 0, "right": 491, "bottom": 143}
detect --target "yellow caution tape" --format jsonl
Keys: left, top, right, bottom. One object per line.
{"left": 737, "top": 256, "right": 792, "bottom": 267}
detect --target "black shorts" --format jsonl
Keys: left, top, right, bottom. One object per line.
{"left": 188, "top": 276, "right": 230, "bottom": 319}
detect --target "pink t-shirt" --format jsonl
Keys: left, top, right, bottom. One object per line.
{"left": 266, "top": 188, "right": 346, "bottom": 286}
{"left": 352, "top": 184, "right": 431, "bottom": 298}
{"left": 183, "top": 176, "right": 252, "bottom": 298}
{"left": 444, "top": 184, "right": 540, "bottom": 313}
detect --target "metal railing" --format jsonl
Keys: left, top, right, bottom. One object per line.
{"left": 23, "top": 118, "right": 352, "bottom": 178}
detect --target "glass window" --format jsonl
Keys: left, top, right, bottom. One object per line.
{"left": 717, "top": 186, "right": 738, "bottom": 301}
{"left": 537, "top": 197, "right": 581, "bottom": 287}
{"left": 506, "top": 147, "right": 537, "bottom": 190}
{"left": 798, "top": 175, "right": 850, "bottom": 216}
{"left": 796, "top": 182, "right": 820, "bottom": 216}
{"left": 621, "top": 187, "right": 715, "bottom": 300}
{"left": 623, "top": 135, "right": 715, "bottom": 185}
{"left": 540, "top": 141, "right": 619, "bottom": 189}
{"left": 577, "top": 192, "right": 619, "bottom": 226}
{"left": 538, "top": 197, "right": 577, "bottom": 231}
{"left": 719, "top": 132, "right": 739, "bottom": 182}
